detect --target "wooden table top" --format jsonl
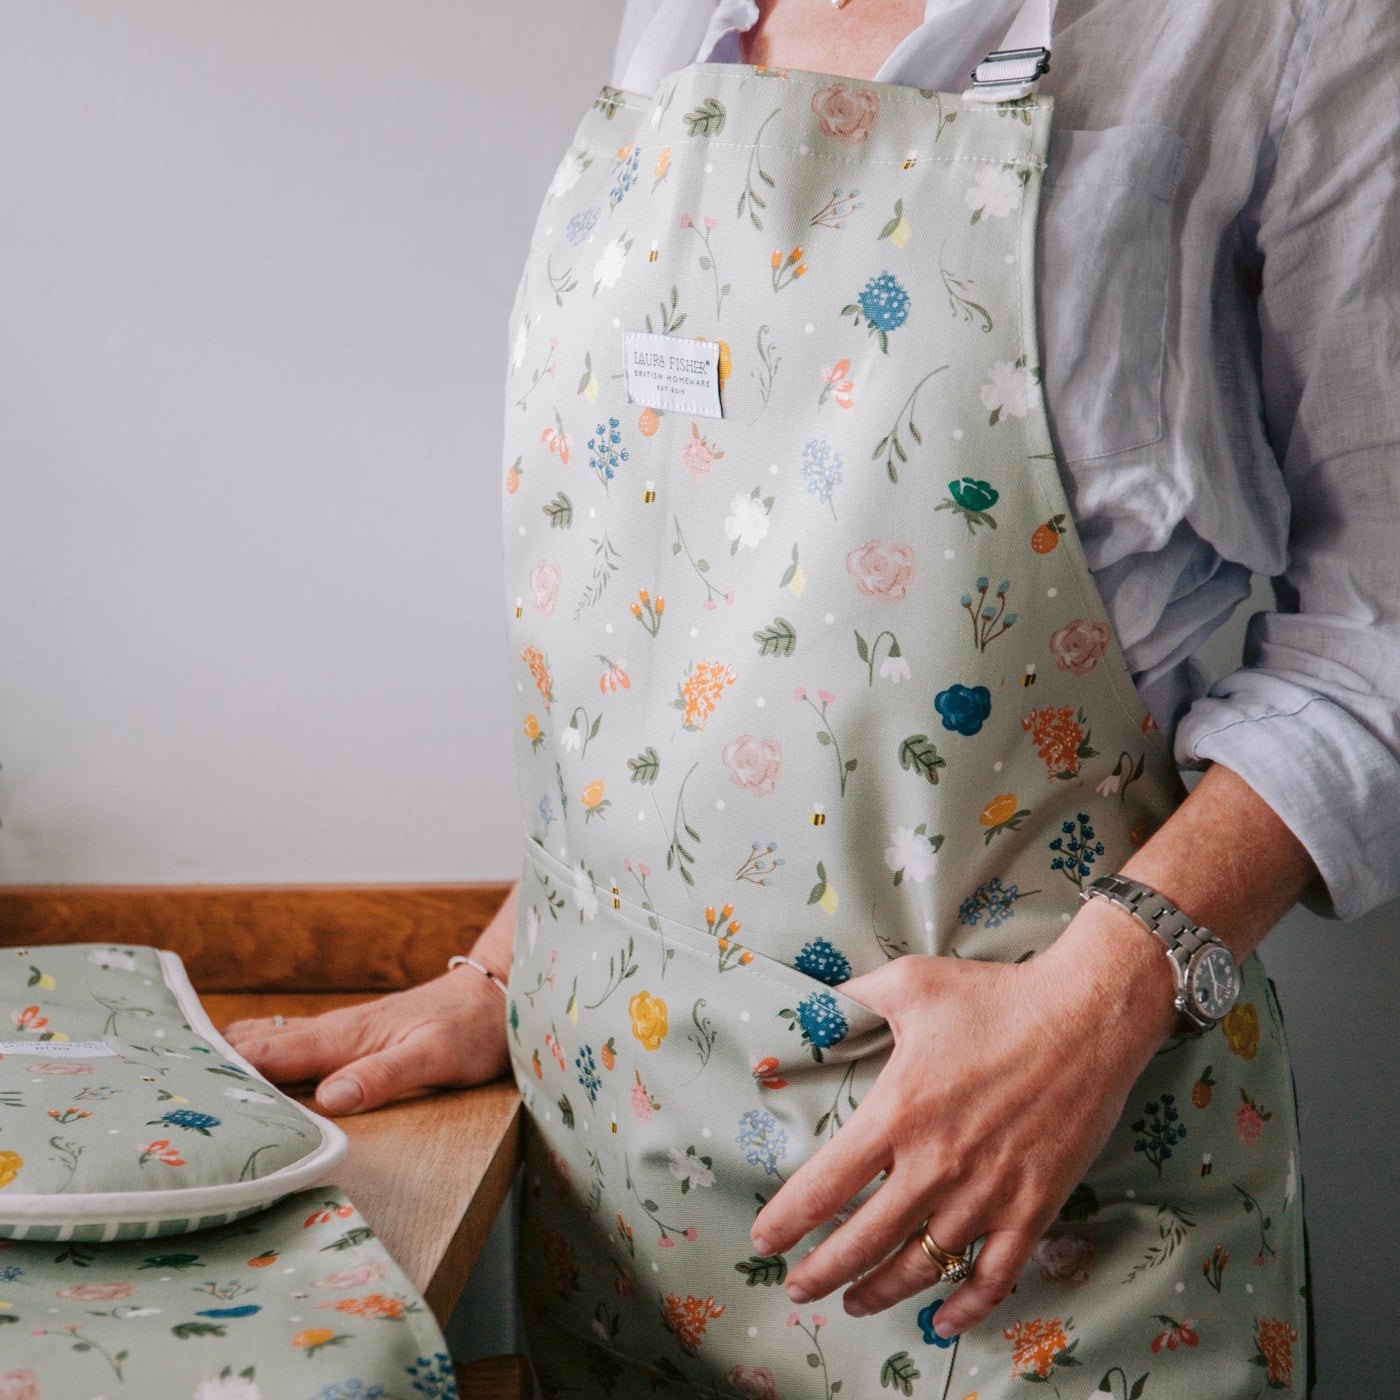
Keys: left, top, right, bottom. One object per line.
{"left": 204, "top": 990, "right": 523, "bottom": 1327}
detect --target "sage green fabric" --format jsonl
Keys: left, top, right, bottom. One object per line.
{"left": 0, "top": 945, "right": 344, "bottom": 1239}
{"left": 500, "top": 60, "right": 1308, "bottom": 1399}
{"left": 0, "top": 1185, "right": 458, "bottom": 1400}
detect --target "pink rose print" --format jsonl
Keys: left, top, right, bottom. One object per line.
{"left": 1031, "top": 1231, "right": 1098, "bottom": 1288}
{"left": 810, "top": 83, "right": 881, "bottom": 146}
{"left": 0, "top": 1371, "right": 40, "bottom": 1400}
{"left": 1236, "top": 1090, "right": 1271, "bottom": 1145}
{"left": 725, "top": 1364, "right": 779, "bottom": 1400}
{"left": 26, "top": 1061, "right": 94, "bottom": 1075}
{"left": 846, "top": 539, "right": 916, "bottom": 603}
{"left": 529, "top": 559, "right": 562, "bottom": 618}
{"left": 55, "top": 1281, "right": 134, "bottom": 1302}
{"left": 722, "top": 735, "right": 784, "bottom": 797}
{"left": 548, "top": 1149, "right": 572, "bottom": 1198}
{"left": 313, "top": 1261, "right": 388, "bottom": 1290}
{"left": 630, "top": 1081, "right": 655, "bottom": 1123}
{"left": 1048, "top": 618, "right": 1112, "bottom": 675}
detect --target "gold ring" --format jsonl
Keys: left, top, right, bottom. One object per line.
{"left": 918, "top": 1224, "right": 973, "bottom": 1283}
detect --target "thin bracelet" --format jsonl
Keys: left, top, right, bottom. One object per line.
{"left": 447, "top": 954, "right": 509, "bottom": 997}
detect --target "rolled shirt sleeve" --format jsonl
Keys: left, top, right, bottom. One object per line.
{"left": 1175, "top": 0, "right": 1400, "bottom": 919}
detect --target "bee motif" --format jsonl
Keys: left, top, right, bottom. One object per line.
{"left": 642, "top": 482, "right": 657, "bottom": 503}
{"left": 1199, "top": 1153, "right": 1213, "bottom": 1177}
{"left": 610, "top": 1114, "right": 618, "bottom": 1134}
{"left": 514, "top": 597, "right": 524, "bottom": 619}
{"left": 610, "top": 884, "right": 621, "bottom": 910}
{"left": 647, "top": 241, "right": 659, "bottom": 262}
{"left": 1021, "top": 665, "right": 1037, "bottom": 687}
{"left": 811, "top": 805, "right": 827, "bottom": 827}
{"left": 901, "top": 156, "right": 917, "bottom": 170}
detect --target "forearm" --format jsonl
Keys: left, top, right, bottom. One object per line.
{"left": 1040, "top": 762, "right": 1318, "bottom": 1056}
{"left": 465, "top": 882, "right": 519, "bottom": 984}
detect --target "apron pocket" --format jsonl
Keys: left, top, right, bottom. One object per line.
{"left": 1038, "top": 123, "right": 1189, "bottom": 462}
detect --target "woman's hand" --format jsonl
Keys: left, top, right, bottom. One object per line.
{"left": 749, "top": 900, "right": 1181, "bottom": 1337}
{"left": 222, "top": 886, "right": 518, "bottom": 1116}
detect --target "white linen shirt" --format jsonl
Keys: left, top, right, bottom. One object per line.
{"left": 609, "top": 0, "right": 1400, "bottom": 921}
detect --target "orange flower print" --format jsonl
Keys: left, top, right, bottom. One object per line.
{"left": 599, "top": 656, "right": 631, "bottom": 693}
{"left": 653, "top": 145, "right": 672, "bottom": 182}
{"left": 1222, "top": 1002, "right": 1261, "bottom": 1060}
{"left": 581, "top": 780, "right": 606, "bottom": 808}
{"left": 540, "top": 410, "right": 570, "bottom": 465}
{"left": 628, "top": 990, "right": 669, "bottom": 1050}
{"left": 978, "top": 792, "right": 1030, "bottom": 843}
{"left": 1254, "top": 1315, "right": 1299, "bottom": 1388}
{"left": 521, "top": 645, "right": 554, "bottom": 711}
{"left": 1151, "top": 1316, "right": 1200, "bottom": 1352}
{"left": 1003, "top": 1317, "right": 1071, "bottom": 1379}
{"left": 291, "top": 1327, "right": 347, "bottom": 1356}
{"left": 10, "top": 1005, "right": 48, "bottom": 1032}
{"left": 661, "top": 1293, "right": 725, "bottom": 1356}
{"left": 315, "top": 1292, "right": 409, "bottom": 1320}
{"left": 1022, "top": 705, "right": 1092, "bottom": 781}
{"left": 676, "top": 659, "right": 736, "bottom": 732}
{"left": 819, "top": 358, "right": 855, "bottom": 410}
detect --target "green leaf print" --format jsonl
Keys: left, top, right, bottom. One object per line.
{"left": 558, "top": 1094, "right": 575, "bottom": 1130}
{"left": 737, "top": 107, "right": 781, "bottom": 229}
{"left": 172, "top": 1320, "right": 227, "bottom": 1339}
{"left": 898, "top": 734, "right": 946, "bottom": 785}
{"left": 941, "top": 262, "right": 994, "bottom": 333}
{"left": 593, "top": 86, "right": 625, "bottom": 119}
{"left": 880, "top": 1351, "right": 921, "bottom": 1394}
{"left": 644, "top": 283, "right": 688, "bottom": 335}
{"left": 684, "top": 97, "right": 727, "bottom": 137}
{"left": 754, "top": 617, "right": 798, "bottom": 657}
{"left": 627, "top": 747, "right": 660, "bottom": 784}
{"left": 318, "top": 1226, "right": 375, "bottom": 1253}
{"left": 872, "top": 367, "right": 947, "bottom": 483}
{"left": 735, "top": 1253, "right": 788, "bottom": 1287}
{"left": 543, "top": 492, "right": 574, "bottom": 529}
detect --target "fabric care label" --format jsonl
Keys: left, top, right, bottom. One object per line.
{"left": 623, "top": 331, "right": 723, "bottom": 419}
{"left": 0, "top": 1039, "right": 118, "bottom": 1058}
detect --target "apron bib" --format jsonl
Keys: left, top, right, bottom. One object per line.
{"left": 499, "top": 11, "right": 1307, "bottom": 1394}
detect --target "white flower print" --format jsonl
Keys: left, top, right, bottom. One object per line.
{"left": 508, "top": 318, "right": 529, "bottom": 375}
{"left": 884, "top": 825, "right": 937, "bottom": 883}
{"left": 222, "top": 1086, "right": 277, "bottom": 1104}
{"left": 667, "top": 1145, "right": 716, "bottom": 1189}
{"left": 572, "top": 861, "right": 599, "bottom": 921}
{"left": 965, "top": 165, "right": 1023, "bottom": 220}
{"left": 559, "top": 723, "right": 582, "bottom": 753}
{"left": 724, "top": 490, "right": 771, "bottom": 552}
{"left": 1285, "top": 1151, "right": 1297, "bottom": 1209}
{"left": 526, "top": 903, "right": 540, "bottom": 954}
{"left": 546, "top": 151, "right": 585, "bottom": 202}
{"left": 88, "top": 947, "right": 137, "bottom": 971}
{"left": 880, "top": 654, "right": 912, "bottom": 684}
{"left": 592, "top": 234, "right": 629, "bottom": 291}
{"left": 980, "top": 359, "right": 1036, "bottom": 421}
{"left": 194, "top": 1377, "right": 261, "bottom": 1400}
{"left": 1095, "top": 772, "right": 1123, "bottom": 797}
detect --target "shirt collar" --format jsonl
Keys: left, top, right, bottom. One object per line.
{"left": 695, "top": 0, "right": 759, "bottom": 65}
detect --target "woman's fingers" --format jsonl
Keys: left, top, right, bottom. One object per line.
{"left": 316, "top": 1024, "right": 462, "bottom": 1116}
{"left": 222, "top": 1007, "right": 378, "bottom": 1086}
{"left": 839, "top": 1201, "right": 986, "bottom": 1316}
{"left": 929, "top": 1228, "right": 1034, "bottom": 1336}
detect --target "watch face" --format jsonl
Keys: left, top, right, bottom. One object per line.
{"left": 1188, "top": 945, "right": 1240, "bottom": 1021}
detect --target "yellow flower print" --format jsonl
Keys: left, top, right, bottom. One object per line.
{"left": 581, "top": 780, "right": 605, "bottom": 808}
{"left": 694, "top": 335, "right": 732, "bottom": 387}
{"left": 653, "top": 145, "right": 672, "bottom": 181}
{"left": 291, "top": 1327, "right": 348, "bottom": 1356}
{"left": 1222, "top": 1002, "right": 1260, "bottom": 1060}
{"left": 628, "top": 990, "right": 668, "bottom": 1051}
{"left": 978, "top": 792, "right": 1030, "bottom": 844}
{"left": 0, "top": 1151, "right": 23, "bottom": 1189}
{"left": 524, "top": 714, "right": 539, "bottom": 741}
{"left": 677, "top": 659, "right": 736, "bottom": 732}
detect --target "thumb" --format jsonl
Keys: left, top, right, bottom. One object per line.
{"left": 316, "top": 1024, "right": 457, "bottom": 1116}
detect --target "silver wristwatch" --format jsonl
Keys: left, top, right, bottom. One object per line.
{"left": 1080, "top": 874, "right": 1241, "bottom": 1036}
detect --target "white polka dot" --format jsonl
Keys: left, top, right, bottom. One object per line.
{"left": 592, "top": 949, "right": 598, "bottom": 960}
{"left": 284, "top": 1266, "right": 296, "bottom": 1274}
{"left": 535, "top": 312, "right": 544, "bottom": 324}
{"left": 716, "top": 799, "right": 726, "bottom": 810}
{"left": 769, "top": 462, "right": 780, "bottom": 475}
{"left": 943, "top": 548, "right": 956, "bottom": 560}
{"left": 756, "top": 697, "right": 766, "bottom": 708}
{"left": 747, "top": 1325, "right": 758, "bottom": 1337}
{"left": 516, "top": 682, "right": 524, "bottom": 692}
{"left": 582, "top": 1121, "right": 589, "bottom": 1131}
{"left": 690, "top": 626, "right": 699, "bottom": 638}
{"left": 1125, "top": 1188, "right": 1136, "bottom": 1198}
{"left": 653, "top": 1261, "right": 661, "bottom": 1272}
{"left": 993, "top": 761, "right": 1004, "bottom": 772}
{"left": 518, "top": 525, "right": 527, "bottom": 536}
{"left": 925, "top": 920, "right": 934, "bottom": 934}
{"left": 953, "top": 428, "right": 964, "bottom": 441}
{"left": 545, "top": 1110, "right": 552, "bottom": 1122}
{"left": 740, "top": 1011, "right": 751, "bottom": 1022}
{"left": 159, "top": 1276, "right": 171, "bottom": 1282}
{"left": 804, "top": 323, "right": 815, "bottom": 334}
{"left": 1246, "top": 1283, "right": 1255, "bottom": 1294}
{"left": 605, "top": 623, "right": 613, "bottom": 634}
{"left": 142, "top": 978, "right": 153, "bottom": 986}
{"left": 1046, "top": 587, "right": 1058, "bottom": 598}
{"left": 637, "top": 810, "right": 646, "bottom": 822}
{"left": 825, "top": 613, "right": 835, "bottom": 624}
{"left": 906, "top": 148, "right": 919, "bottom": 160}
{"left": 1005, "top": 252, "right": 1016, "bottom": 264}
{"left": 1061, "top": 912, "right": 1072, "bottom": 923}
{"left": 611, "top": 316, "right": 621, "bottom": 327}
{"left": 705, "top": 162, "right": 714, "bottom": 173}
{"left": 545, "top": 228, "right": 553, "bottom": 237}
{"left": 799, "top": 143, "right": 810, "bottom": 155}
{"left": 702, "top": 1127, "right": 712, "bottom": 1138}
{"left": 969, "top": 1367, "right": 980, "bottom": 1378}
{"left": 589, "top": 508, "right": 597, "bottom": 518}
{"left": 1175, "top": 1280, "right": 1186, "bottom": 1293}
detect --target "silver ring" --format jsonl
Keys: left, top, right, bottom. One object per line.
{"left": 272, "top": 1014, "right": 286, "bottom": 1027}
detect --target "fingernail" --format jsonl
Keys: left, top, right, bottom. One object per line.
{"left": 934, "top": 1319, "right": 956, "bottom": 1339}
{"left": 786, "top": 1284, "right": 812, "bottom": 1304}
{"left": 751, "top": 1235, "right": 776, "bottom": 1256}
{"left": 845, "top": 1299, "right": 870, "bottom": 1318}
{"left": 318, "top": 1079, "right": 363, "bottom": 1115}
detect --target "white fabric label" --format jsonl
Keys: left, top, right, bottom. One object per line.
{"left": 0, "top": 1039, "right": 118, "bottom": 1058}
{"left": 623, "top": 331, "right": 723, "bottom": 419}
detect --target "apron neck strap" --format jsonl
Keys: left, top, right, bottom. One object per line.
{"left": 966, "top": 0, "right": 1056, "bottom": 102}
{"left": 617, "top": 0, "right": 722, "bottom": 99}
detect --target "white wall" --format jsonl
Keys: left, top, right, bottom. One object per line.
{"left": 0, "top": 5, "right": 1394, "bottom": 1393}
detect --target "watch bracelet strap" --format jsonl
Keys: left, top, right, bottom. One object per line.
{"left": 1079, "top": 873, "right": 1216, "bottom": 962}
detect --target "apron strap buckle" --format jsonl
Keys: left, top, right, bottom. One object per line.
{"left": 968, "top": 45, "right": 1052, "bottom": 102}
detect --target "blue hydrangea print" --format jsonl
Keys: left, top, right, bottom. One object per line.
{"left": 1049, "top": 812, "right": 1104, "bottom": 891}
{"left": 565, "top": 206, "right": 600, "bottom": 246}
{"left": 957, "top": 876, "right": 1021, "bottom": 930}
{"left": 609, "top": 145, "right": 640, "bottom": 210}
{"left": 575, "top": 1045, "right": 602, "bottom": 1104}
{"left": 150, "top": 1109, "right": 221, "bottom": 1135}
{"left": 935, "top": 683, "right": 992, "bottom": 736}
{"left": 735, "top": 1108, "right": 789, "bottom": 1176}
{"left": 1131, "top": 1092, "right": 1185, "bottom": 1177}
{"left": 843, "top": 270, "right": 911, "bottom": 351}
{"left": 800, "top": 438, "right": 843, "bottom": 516}
{"left": 405, "top": 1353, "right": 459, "bottom": 1400}
{"left": 784, "top": 990, "right": 848, "bottom": 1061}
{"left": 794, "top": 937, "right": 852, "bottom": 986}
{"left": 312, "top": 1383, "right": 391, "bottom": 1400}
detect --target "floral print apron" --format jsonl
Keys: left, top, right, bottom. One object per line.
{"left": 499, "top": 36, "right": 1308, "bottom": 1400}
